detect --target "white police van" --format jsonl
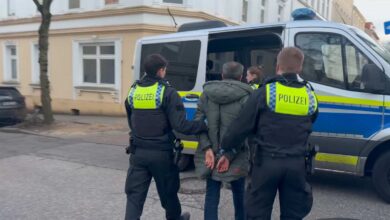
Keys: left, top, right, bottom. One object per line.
{"left": 132, "top": 11, "right": 390, "bottom": 203}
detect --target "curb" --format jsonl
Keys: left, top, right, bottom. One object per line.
{"left": 0, "top": 127, "right": 126, "bottom": 147}
{"left": 0, "top": 127, "right": 49, "bottom": 137}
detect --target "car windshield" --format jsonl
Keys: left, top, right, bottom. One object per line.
{"left": 353, "top": 28, "right": 390, "bottom": 64}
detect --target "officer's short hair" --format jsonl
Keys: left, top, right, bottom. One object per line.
{"left": 277, "top": 47, "right": 305, "bottom": 73}
{"left": 144, "top": 54, "right": 168, "bottom": 76}
{"left": 222, "top": 61, "right": 244, "bottom": 80}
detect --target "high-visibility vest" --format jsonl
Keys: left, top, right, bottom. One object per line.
{"left": 128, "top": 82, "right": 165, "bottom": 109}
{"left": 266, "top": 82, "right": 317, "bottom": 116}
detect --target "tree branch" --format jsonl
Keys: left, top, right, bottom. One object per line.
{"left": 32, "top": 0, "right": 43, "bottom": 13}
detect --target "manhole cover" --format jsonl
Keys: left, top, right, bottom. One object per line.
{"left": 179, "top": 176, "right": 206, "bottom": 194}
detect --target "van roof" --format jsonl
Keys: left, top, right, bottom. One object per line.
{"left": 140, "top": 20, "right": 353, "bottom": 42}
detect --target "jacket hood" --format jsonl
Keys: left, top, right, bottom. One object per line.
{"left": 203, "top": 80, "right": 253, "bottom": 104}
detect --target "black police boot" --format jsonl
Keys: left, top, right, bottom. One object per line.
{"left": 180, "top": 212, "right": 190, "bottom": 220}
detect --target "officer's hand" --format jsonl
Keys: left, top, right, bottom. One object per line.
{"left": 205, "top": 148, "right": 215, "bottom": 169}
{"left": 216, "top": 156, "right": 229, "bottom": 173}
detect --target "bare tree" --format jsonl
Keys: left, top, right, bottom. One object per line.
{"left": 33, "top": 0, "right": 54, "bottom": 124}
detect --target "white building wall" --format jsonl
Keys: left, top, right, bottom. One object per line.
{"left": 0, "top": 0, "right": 333, "bottom": 25}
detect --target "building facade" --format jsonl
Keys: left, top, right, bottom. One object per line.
{"left": 0, "top": 0, "right": 332, "bottom": 115}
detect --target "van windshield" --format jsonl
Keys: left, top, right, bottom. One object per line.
{"left": 353, "top": 28, "right": 390, "bottom": 64}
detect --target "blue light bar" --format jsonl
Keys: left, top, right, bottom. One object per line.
{"left": 291, "top": 8, "right": 316, "bottom": 21}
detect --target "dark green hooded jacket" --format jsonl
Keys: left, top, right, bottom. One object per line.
{"left": 195, "top": 79, "right": 253, "bottom": 182}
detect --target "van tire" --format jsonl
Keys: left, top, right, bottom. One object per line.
{"left": 177, "top": 154, "right": 192, "bottom": 172}
{"left": 372, "top": 151, "right": 390, "bottom": 203}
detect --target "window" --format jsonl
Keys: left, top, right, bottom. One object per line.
{"left": 140, "top": 40, "right": 201, "bottom": 91}
{"left": 69, "top": 0, "right": 80, "bottom": 9}
{"left": 81, "top": 44, "right": 116, "bottom": 85}
{"left": 105, "top": 0, "right": 119, "bottom": 4}
{"left": 7, "top": 0, "right": 15, "bottom": 16}
{"left": 207, "top": 51, "right": 235, "bottom": 81}
{"left": 321, "top": 0, "right": 326, "bottom": 16}
{"left": 32, "top": 44, "right": 40, "bottom": 84}
{"left": 250, "top": 48, "right": 279, "bottom": 79}
{"left": 242, "top": 0, "right": 248, "bottom": 22}
{"left": 3, "top": 45, "right": 18, "bottom": 81}
{"left": 296, "top": 32, "right": 386, "bottom": 92}
{"left": 325, "top": 0, "right": 329, "bottom": 18}
{"left": 296, "top": 33, "right": 345, "bottom": 88}
{"left": 260, "top": 0, "right": 267, "bottom": 23}
{"left": 163, "top": 0, "right": 183, "bottom": 4}
{"left": 277, "top": 5, "right": 284, "bottom": 22}
{"left": 345, "top": 42, "right": 373, "bottom": 91}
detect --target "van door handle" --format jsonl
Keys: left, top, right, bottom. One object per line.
{"left": 184, "top": 94, "right": 200, "bottom": 102}
{"left": 185, "top": 94, "right": 200, "bottom": 99}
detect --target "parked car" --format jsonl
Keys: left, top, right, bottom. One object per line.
{"left": 0, "top": 86, "right": 27, "bottom": 123}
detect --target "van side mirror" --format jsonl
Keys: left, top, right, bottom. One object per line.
{"left": 361, "top": 64, "right": 386, "bottom": 93}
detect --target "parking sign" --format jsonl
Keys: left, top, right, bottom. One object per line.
{"left": 385, "top": 21, "right": 390, "bottom": 35}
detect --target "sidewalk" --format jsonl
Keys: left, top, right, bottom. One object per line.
{"left": 1, "top": 114, "right": 130, "bottom": 146}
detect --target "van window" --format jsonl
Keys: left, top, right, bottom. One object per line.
{"left": 140, "top": 40, "right": 201, "bottom": 91}
{"left": 207, "top": 51, "right": 235, "bottom": 81}
{"left": 250, "top": 48, "right": 279, "bottom": 78}
{"left": 296, "top": 33, "right": 345, "bottom": 89}
{"left": 345, "top": 41, "right": 371, "bottom": 90}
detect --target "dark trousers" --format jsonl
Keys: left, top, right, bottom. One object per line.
{"left": 204, "top": 177, "right": 245, "bottom": 220}
{"left": 125, "top": 148, "right": 181, "bottom": 220}
{"left": 246, "top": 156, "right": 313, "bottom": 220}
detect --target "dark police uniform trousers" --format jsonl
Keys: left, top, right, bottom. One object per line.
{"left": 125, "top": 148, "right": 181, "bottom": 220}
{"left": 124, "top": 75, "right": 207, "bottom": 220}
{"left": 246, "top": 155, "right": 312, "bottom": 220}
{"left": 220, "top": 74, "right": 318, "bottom": 220}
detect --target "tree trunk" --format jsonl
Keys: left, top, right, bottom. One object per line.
{"left": 34, "top": 0, "right": 54, "bottom": 124}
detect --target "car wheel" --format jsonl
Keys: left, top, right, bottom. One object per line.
{"left": 372, "top": 151, "right": 390, "bottom": 203}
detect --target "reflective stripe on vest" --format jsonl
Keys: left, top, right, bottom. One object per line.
{"left": 128, "top": 83, "right": 165, "bottom": 109}
{"left": 266, "top": 82, "right": 317, "bottom": 116}
{"left": 251, "top": 83, "right": 260, "bottom": 90}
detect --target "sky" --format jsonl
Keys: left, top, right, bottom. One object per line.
{"left": 354, "top": 0, "right": 390, "bottom": 41}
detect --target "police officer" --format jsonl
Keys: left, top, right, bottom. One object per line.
{"left": 216, "top": 47, "right": 318, "bottom": 220}
{"left": 124, "top": 54, "right": 207, "bottom": 220}
{"left": 246, "top": 65, "right": 264, "bottom": 90}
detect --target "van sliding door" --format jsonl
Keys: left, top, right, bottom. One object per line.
{"left": 139, "top": 34, "right": 208, "bottom": 120}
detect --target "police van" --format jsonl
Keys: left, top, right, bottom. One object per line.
{"left": 132, "top": 11, "right": 390, "bottom": 203}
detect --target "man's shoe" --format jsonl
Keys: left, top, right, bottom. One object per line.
{"left": 180, "top": 212, "right": 190, "bottom": 220}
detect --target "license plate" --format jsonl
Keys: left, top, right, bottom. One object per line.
{"left": 2, "top": 101, "right": 17, "bottom": 106}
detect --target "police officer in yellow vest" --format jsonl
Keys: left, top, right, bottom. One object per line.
{"left": 216, "top": 47, "right": 318, "bottom": 220}
{"left": 124, "top": 54, "right": 207, "bottom": 220}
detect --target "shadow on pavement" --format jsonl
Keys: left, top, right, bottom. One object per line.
{"left": 309, "top": 171, "right": 381, "bottom": 202}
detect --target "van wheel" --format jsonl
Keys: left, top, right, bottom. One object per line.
{"left": 177, "top": 154, "right": 192, "bottom": 172}
{"left": 372, "top": 151, "right": 390, "bottom": 203}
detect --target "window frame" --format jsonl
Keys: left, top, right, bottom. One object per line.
{"left": 72, "top": 38, "right": 122, "bottom": 91}
{"left": 295, "top": 31, "right": 386, "bottom": 93}
{"left": 3, "top": 43, "right": 19, "bottom": 82}
{"left": 140, "top": 40, "right": 202, "bottom": 91}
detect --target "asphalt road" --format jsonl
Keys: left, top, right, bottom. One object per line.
{"left": 0, "top": 131, "right": 389, "bottom": 220}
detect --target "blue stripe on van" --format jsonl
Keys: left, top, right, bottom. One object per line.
{"left": 183, "top": 100, "right": 383, "bottom": 139}
{"left": 314, "top": 103, "right": 382, "bottom": 138}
